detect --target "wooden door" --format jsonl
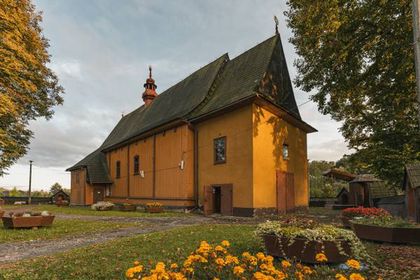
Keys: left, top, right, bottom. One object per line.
{"left": 203, "top": 185, "right": 214, "bottom": 216}
{"left": 221, "top": 184, "right": 233, "bottom": 216}
{"left": 93, "top": 187, "right": 104, "bottom": 203}
{"left": 276, "top": 171, "right": 295, "bottom": 213}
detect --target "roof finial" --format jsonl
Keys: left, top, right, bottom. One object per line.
{"left": 149, "top": 65, "right": 152, "bottom": 79}
{"left": 274, "top": 15, "right": 279, "bottom": 35}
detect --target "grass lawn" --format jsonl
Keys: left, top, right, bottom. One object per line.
{"left": 1, "top": 204, "right": 192, "bottom": 218}
{"left": 0, "top": 219, "right": 139, "bottom": 243}
{"left": 1, "top": 223, "right": 416, "bottom": 280}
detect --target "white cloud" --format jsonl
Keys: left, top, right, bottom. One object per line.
{"left": 50, "top": 60, "right": 82, "bottom": 79}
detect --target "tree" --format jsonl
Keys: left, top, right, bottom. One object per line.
{"left": 49, "top": 182, "right": 63, "bottom": 195}
{"left": 286, "top": 0, "right": 420, "bottom": 186}
{"left": 0, "top": 0, "right": 64, "bottom": 175}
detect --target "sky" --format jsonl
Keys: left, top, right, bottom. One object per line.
{"left": 0, "top": 0, "right": 350, "bottom": 191}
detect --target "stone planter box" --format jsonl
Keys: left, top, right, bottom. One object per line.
{"left": 119, "top": 205, "right": 137, "bottom": 212}
{"left": 262, "top": 234, "right": 352, "bottom": 264}
{"left": 352, "top": 223, "right": 420, "bottom": 244}
{"left": 2, "top": 215, "right": 55, "bottom": 229}
{"left": 145, "top": 207, "right": 163, "bottom": 213}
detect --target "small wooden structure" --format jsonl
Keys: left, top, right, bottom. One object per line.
{"left": 323, "top": 168, "right": 356, "bottom": 182}
{"left": 348, "top": 174, "right": 396, "bottom": 207}
{"left": 404, "top": 163, "right": 420, "bottom": 222}
{"left": 51, "top": 190, "right": 70, "bottom": 205}
{"left": 336, "top": 187, "right": 350, "bottom": 205}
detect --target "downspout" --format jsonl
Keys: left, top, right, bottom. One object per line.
{"left": 127, "top": 145, "right": 130, "bottom": 199}
{"left": 152, "top": 134, "right": 156, "bottom": 199}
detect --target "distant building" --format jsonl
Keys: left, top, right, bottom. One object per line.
{"left": 404, "top": 163, "right": 420, "bottom": 222}
{"left": 67, "top": 34, "right": 316, "bottom": 216}
{"left": 348, "top": 174, "right": 396, "bottom": 207}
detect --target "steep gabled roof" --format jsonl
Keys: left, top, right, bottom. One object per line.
{"left": 67, "top": 34, "right": 315, "bottom": 183}
{"left": 405, "top": 163, "right": 420, "bottom": 188}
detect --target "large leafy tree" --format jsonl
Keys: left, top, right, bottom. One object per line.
{"left": 286, "top": 0, "right": 420, "bottom": 186}
{"left": 0, "top": 0, "right": 63, "bottom": 175}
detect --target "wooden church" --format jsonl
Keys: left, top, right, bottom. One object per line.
{"left": 67, "top": 32, "right": 316, "bottom": 216}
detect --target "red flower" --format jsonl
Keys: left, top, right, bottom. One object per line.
{"left": 342, "top": 207, "right": 390, "bottom": 218}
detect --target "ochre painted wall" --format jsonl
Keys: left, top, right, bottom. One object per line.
{"left": 197, "top": 105, "right": 253, "bottom": 208}
{"left": 252, "top": 104, "right": 308, "bottom": 209}
{"left": 70, "top": 168, "right": 94, "bottom": 205}
{"left": 106, "top": 124, "right": 194, "bottom": 203}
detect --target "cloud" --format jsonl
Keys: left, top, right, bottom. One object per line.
{"left": 50, "top": 60, "right": 82, "bottom": 80}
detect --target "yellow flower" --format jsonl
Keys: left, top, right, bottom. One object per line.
{"left": 215, "top": 257, "right": 225, "bottom": 266}
{"left": 281, "top": 260, "right": 291, "bottom": 268}
{"left": 295, "top": 271, "right": 304, "bottom": 280}
{"left": 256, "top": 252, "right": 265, "bottom": 260}
{"left": 133, "top": 260, "right": 140, "bottom": 266}
{"left": 213, "top": 278, "right": 220, "bottom": 280}
{"left": 233, "top": 265, "right": 245, "bottom": 276}
{"left": 349, "top": 273, "right": 365, "bottom": 280}
{"left": 221, "top": 240, "right": 230, "bottom": 247}
{"left": 346, "top": 259, "right": 361, "bottom": 270}
{"left": 170, "top": 263, "right": 178, "bottom": 269}
{"left": 315, "top": 252, "right": 328, "bottom": 262}
{"left": 302, "top": 266, "right": 313, "bottom": 275}
{"left": 263, "top": 255, "right": 274, "bottom": 264}
{"left": 225, "top": 255, "right": 239, "bottom": 265}
{"left": 242, "top": 252, "right": 252, "bottom": 259}
{"left": 215, "top": 245, "right": 224, "bottom": 252}
{"left": 336, "top": 273, "right": 348, "bottom": 280}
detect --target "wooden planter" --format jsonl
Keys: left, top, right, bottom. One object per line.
{"left": 145, "top": 207, "right": 163, "bottom": 213}
{"left": 119, "top": 205, "right": 137, "bottom": 212}
{"left": 352, "top": 223, "right": 420, "bottom": 244}
{"left": 341, "top": 216, "right": 352, "bottom": 228}
{"left": 262, "top": 235, "right": 352, "bottom": 264}
{"left": 2, "top": 215, "right": 55, "bottom": 229}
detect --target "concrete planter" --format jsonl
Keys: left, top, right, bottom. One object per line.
{"left": 2, "top": 215, "right": 55, "bottom": 229}
{"left": 119, "top": 205, "right": 137, "bottom": 212}
{"left": 262, "top": 234, "right": 352, "bottom": 264}
{"left": 145, "top": 207, "right": 163, "bottom": 213}
{"left": 352, "top": 223, "right": 420, "bottom": 244}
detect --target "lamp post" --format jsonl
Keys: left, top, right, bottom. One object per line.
{"left": 28, "top": 160, "right": 33, "bottom": 205}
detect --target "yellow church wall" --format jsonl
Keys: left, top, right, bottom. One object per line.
{"left": 197, "top": 105, "right": 253, "bottom": 208}
{"left": 128, "top": 138, "right": 154, "bottom": 198}
{"left": 155, "top": 125, "right": 194, "bottom": 199}
{"left": 252, "top": 104, "right": 308, "bottom": 209}
{"left": 108, "top": 146, "right": 129, "bottom": 197}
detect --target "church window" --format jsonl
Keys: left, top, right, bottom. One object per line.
{"left": 214, "top": 136, "right": 226, "bottom": 164}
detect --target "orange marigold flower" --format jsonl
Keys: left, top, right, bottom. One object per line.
{"left": 281, "top": 260, "right": 291, "bottom": 268}
{"left": 315, "top": 252, "right": 328, "bottom": 263}
{"left": 349, "top": 273, "right": 365, "bottom": 280}
{"left": 215, "top": 257, "right": 225, "bottom": 266}
{"left": 302, "top": 266, "right": 313, "bottom": 275}
{"left": 336, "top": 273, "right": 348, "bottom": 280}
{"left": 170, "top": 263, "right": 178, "bottom": 269}
{"left": 233, "top": 265, "right": 245, "bottom": 276}
{"left": 221, "top": 240, "right": 230, "bottom": 247}
{"left": 256, "top": 252, "right": 265, "bottom": 260}
{"left": 215, "top": 245, "right": 224, "bottom": 252}
{"left": 295, "top": 271, "right": 304, "bottom": 280}
{"left": 133, "top": 260, "right": 140, "bottom": 266}
{"left": 346, "top": 259, "right": 361, "bottom": 270}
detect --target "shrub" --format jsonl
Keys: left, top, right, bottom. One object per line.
{"left": 342, "top": 207, "right": 390, "bottom": 218}
{"left": 125, "top": 240, "right": 369, "bottom": 280}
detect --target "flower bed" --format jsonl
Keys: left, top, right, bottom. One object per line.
{"left": 341, "top": 207, "right": 390, "bottom": 228}
{"left": 256, "top": 219, "right": 368, "bottom": 264}
{"left": 119, "top": 204, "right": 137, "bottom": 212}
{"left": 145, "top": 202, "right": 163, "bottom": 213}
{"left": 352, "top": 216, "right": 420, "bottom": 244}
{"left": 2, "top": 211, "right": 54, "bottom": 229}
{"left": 125, "top": 240, "right": 369, "bottom": 280}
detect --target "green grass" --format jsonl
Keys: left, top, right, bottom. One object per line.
{"left": 0, "top": 219, "right": 139, "bottom": 243}
{"left": 0, "top": 224, "right": 258, "bottom": 280}
{"left": 1, "top": 204, "right": 192, "bottom": 218}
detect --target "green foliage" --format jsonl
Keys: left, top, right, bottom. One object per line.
{"left": 49, "top": 182, "right": 63, "bottom": 195}
{"left": 309, "top": 161, "right": 348, "bottom": 198}
{"left": 353, "top": 215, "right": 419, "bottom": 228}
{"left": 0, "top": 0, "right": 64, "bottom": 176}
{"left": 286, "top": 0, "right": 420, "bottom": 187}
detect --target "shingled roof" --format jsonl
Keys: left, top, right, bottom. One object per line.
{"left": 405, "top": 163, "right": 420, "bottom": 189}
{"left": 67, "top": 34, "right": 314, "bottom": 183}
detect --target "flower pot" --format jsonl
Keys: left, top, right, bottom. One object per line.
{"left": 119, "top": 205, "right": 137, "bottom": 212}
{"left": 145, "top": 207, "right": 163, "bottom": 213}
{"left": 352, "top": 223, "right": 420, "bottom": 244}
{"left": 262, "top": 234, "right": 352, "bottom": 264}
{"left": 341, "top": 216, "right": 352, "bottom": 228}
{"left": 2, "top": 215, "right": 55, "bottom": 229}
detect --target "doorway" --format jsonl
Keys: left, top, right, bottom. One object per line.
{"left": 276, "top": 171, "right": 295, "bottom": 213}
{"left": 203, "top": 184, "right": 233, "bottom": 216}
{"left": 93, "top": 187, "right": 104, "bottom": 203}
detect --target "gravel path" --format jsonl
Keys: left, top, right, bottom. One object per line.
{"left": 0, "top": 215, "right": 213, "bottom": 264}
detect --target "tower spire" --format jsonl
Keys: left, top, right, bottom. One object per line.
{"left": 274, "top": 15, "right": 279, "bottom": 35}
{"left": 142, "top": 66, "right": 158, "bottom": 106}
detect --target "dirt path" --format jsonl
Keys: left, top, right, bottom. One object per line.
{"left": 0, "top": 215, "right": 213, "bottom": 264}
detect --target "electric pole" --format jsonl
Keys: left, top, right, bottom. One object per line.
{"left": 28, "top": 160, "right": 33, "bottom": 204}
{"left": 412, "top": 0, "right": 420, "bottom": 125}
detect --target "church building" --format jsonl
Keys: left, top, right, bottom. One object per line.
{"left": 67, "top": 33, "right": 316, "bottom": 216}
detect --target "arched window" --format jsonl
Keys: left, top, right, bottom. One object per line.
{"left": 133, "top": 155, "right": 140, "bottom": 175}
